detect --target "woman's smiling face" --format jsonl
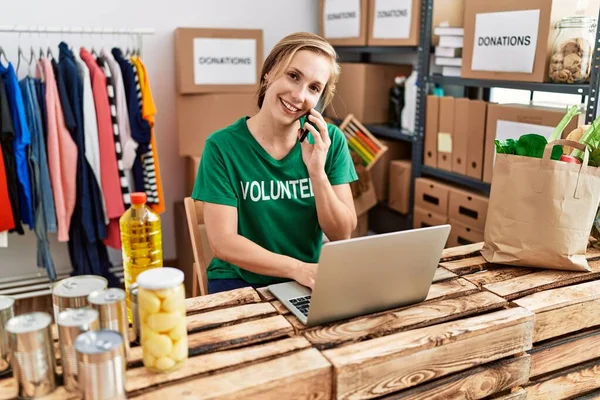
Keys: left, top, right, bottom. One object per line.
{"left": 263, "top": 50, "right": 332, "bottom": 125}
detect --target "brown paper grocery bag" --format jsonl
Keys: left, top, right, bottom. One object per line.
{"left": 481, "top": 139, "right": 600, "bottom": 271}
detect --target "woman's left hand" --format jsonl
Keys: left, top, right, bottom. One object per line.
{"left": 299, "top": 109, "right": 330, "bottom": 179}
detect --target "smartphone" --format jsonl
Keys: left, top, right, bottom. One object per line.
{"left": 299, "top": 111, "right": 316, "bottom": 142}
{"left": 299, "top": 98, "right": 323, "bottom": 143}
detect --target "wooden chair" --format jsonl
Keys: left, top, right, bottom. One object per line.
{"left": 184, "top": 197, "right": 213, "bottom": 296}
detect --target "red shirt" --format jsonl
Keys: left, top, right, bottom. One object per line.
{"left": 0, "top": 142, "right": 15, "bottom": 232}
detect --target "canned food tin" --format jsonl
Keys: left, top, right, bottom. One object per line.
{"left": 6, "top": 312, "right": 56, "bottom": 398}
{"left": 0, "top": 295, "right": 15, "bottom": 373}
{"left": 75, "top": 330, "right": 126, "bottom": 400}
{"left": 52, "top": 275, "right": 108, "bottom": 322}
{"left": 130, "top": 283, "right": 140, "bottom": 343}
{"left": 87, "top": 289, "right": 130, "bottom": 357}
{"left": 57, "top": 308, "right": 100, "bottom": 392}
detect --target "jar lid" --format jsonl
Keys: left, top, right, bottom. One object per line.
{"left": 136, "top": 267, "right": 184, "bottom": 290}
{"left": 57, "top": 308, "right": 99, "bottom": 327}
{"left": 558, "top": 16, "right": 597, "bottom": 27}
{"left": 52, "top": 275, "right": 108, "bottom": 298}
{"left": 74, "top": 330, "right": 123, "bottom": 355}
{"left": 0, "top": 295, "right": 15, "bottom": 311}
{"left": 6, "top": 312, "right": 52, "bottom": 334}
{"left": 87, "top": 288, "right": 126, "bottom": 305}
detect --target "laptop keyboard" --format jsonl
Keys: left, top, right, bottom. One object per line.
{"left": 289, "top": 295, "right": 311, "bottom": 316}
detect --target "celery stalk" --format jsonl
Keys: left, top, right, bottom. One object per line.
{"left": 571, "top": 112, "right": 600, "bottom": 159}
{"left": 549, "top": 105, "right": 581, "bottom": 142}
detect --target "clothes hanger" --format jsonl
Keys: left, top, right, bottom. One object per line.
{"left": 0, "top": 46, "right": 9, "bottom": 65}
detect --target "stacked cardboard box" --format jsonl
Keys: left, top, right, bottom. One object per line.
{"left": 413, "top": 177, "right": 489, "bottom": 247}
{"left": 461, "top": 0, "right": 600, "bottom": 83}
{"left": 174, "top": 27, "right": 263, "bottom": 165}
{"left": 320, "top": 0, "right": 466, "bottom": 47}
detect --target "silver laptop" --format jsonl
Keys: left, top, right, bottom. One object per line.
{"left": 268, "top": 225, "right": 451, "bottom": 327}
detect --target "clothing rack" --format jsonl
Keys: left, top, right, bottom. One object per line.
{"left": 0, "top": 25, "right": 155, "bottom": 56}
{"left": 0, "top": 24, "right": 158, "bottom": 296}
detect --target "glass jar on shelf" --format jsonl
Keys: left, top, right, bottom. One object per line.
{"left": 136, "top": 267, "right": 188, "bottom": 373}
{"left": 549, "top": 16, "right": 596, "bottom": 84}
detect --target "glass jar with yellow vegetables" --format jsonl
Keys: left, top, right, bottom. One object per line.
{"left": 136, "top": 267, "right": 188, "bottom": 373}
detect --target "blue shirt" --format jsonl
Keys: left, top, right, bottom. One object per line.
{"left": 20, "top": 77, "right": 57, "bottom": 280}
{"left": 0, "top": 61, "right": 33, "bottom": 229}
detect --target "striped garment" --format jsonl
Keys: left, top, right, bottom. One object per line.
{"left": 128, "top": 59, "right": 159, "bottom": 204}
{"left": 97, "top": 57, "right": 131, "bottom": 208}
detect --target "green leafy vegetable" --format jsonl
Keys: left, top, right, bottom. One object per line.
{"left": 495, "top": 134, "right": 562, "bottom": 160}
{"left": 495, "top": 139, "right": 517, "bottom": 154}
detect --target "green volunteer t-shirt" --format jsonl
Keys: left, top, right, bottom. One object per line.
{"left": 191, "top": 116, "right": 358, "bottom": 286}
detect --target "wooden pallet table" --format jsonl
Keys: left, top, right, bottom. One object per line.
{"left": 3, "top": 242, "right": 600, "bottom": 399}
{"left": 259, "top": 265, "right": 534, "bottom": 399}
{"left": 440, "top": 242, "right": 600, "bottom": 400}
{"left": 0, "top": 287, "right": 331, "bottom": 400}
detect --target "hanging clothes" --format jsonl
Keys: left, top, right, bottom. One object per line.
{"left": 0, "top": 79, "right": 22, "bottom": 234}
{"left": 102, "top": 49, "right": 137, "bottom": 195}
{"left": 79, "top": 47, "right": 124, "bottom": 220}
{"left": 73, "top": 50, "right": 108, "bottom": 225}
{"left": 34, "top": 78, "right": 47, "bottom": 145}
{"left": 0, "top": 61, "right": 33, "bottom": 229}
{"left": 19, "top": 77, "right": 57, "bottom": 280}
{"left": 97, "top": 55, "right": 130, "bottom": 209}
{"left": 0, "top": 144, "right": 14, "bottom": 232}
{"left": 56, "top": 44, "right": 107, "bottom": 242}
{"left": 130, "top": 56, "right": 164, "bottom": 214}
{"left": 111, "top": 48, "right": 150, "bottom": 195}
{"left": 55, "top": 45, "right": 110, "bottom": 278}
{"left": 38, "top": 58, "right": 77, "bottom": 242}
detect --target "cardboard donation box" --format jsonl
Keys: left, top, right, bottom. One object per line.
{"left": 370, "top": 139, "right": 411, "bottom": 201}
{"left": 461, "top": 0, "right": 599, "bottom": 82}
{"left": 388, "top": 160, "right": 411, "bottom": 214}
{"left": 176, "top": 93, "right": 258, "bottom": 157}
{"left": 320, "top": 0, "right": 370, "bottom": 46}
{"left": 448, "top": 219, "right": 484, "bottom": 247}
{"left": 413, "top": 207, "right": 448, "bottom": 229}
{"left": 174, "top": 28, "right": 263, "bottom": 94}
{"left": 414, "top": 177, "right": 452, "bottom": 216}
{"left": 367, "top": 0, "right": 422, "bottom": 46}
{"left": 483, "top": 103, "right": 580, "bottom": 183}
{"left": 327, "top": 63, "right": 413, "bottom": 124}
{"left": 448, "top": 187, "right": 488, "bottom": 231}
{"left": 174, "top": 27, "right": 263, "bottom": 157}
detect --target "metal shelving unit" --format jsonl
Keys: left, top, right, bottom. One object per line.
{"left": 429, "top": 74, "right": 590, "bottom": 95}
{"left": 329, "top": 2, "right": 600, "bottom": 232}
{"left": 420, "top": 166, "right": 491, "bottom": 194}
{"left": 365, "top": 124, "right": 414, "bottom": 142}
{"left": 334, "top": 46, "right": 418, "bottom": 54}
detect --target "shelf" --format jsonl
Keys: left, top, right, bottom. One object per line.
{"left": 365, "top": 124, "right": 414, "bottom": 142}
{"left": 334, "top": 45, "right": 417, "bottom": 54}
{"left": 420, "top": 165, "right": 491, "bottom": 194}
{"left": 331, "top": 118, "right": 414, "bottom": 143}
{"left": 429, "top": 74, "right": 589, "bottom": 95}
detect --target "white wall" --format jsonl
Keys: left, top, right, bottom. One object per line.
{"left": 0, "top": 0, "right": 319, "bottom": 278}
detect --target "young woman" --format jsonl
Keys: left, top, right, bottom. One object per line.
{"left": 192, "top": 32, "right": 358, "bottom": 294}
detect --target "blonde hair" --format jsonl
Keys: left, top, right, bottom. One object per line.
{"left": 256, "top": 32, "right": 340, "bottom": 110}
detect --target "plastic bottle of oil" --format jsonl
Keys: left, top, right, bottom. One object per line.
{"left": 120, "top": 192, "right": 163, "bottom": 323}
